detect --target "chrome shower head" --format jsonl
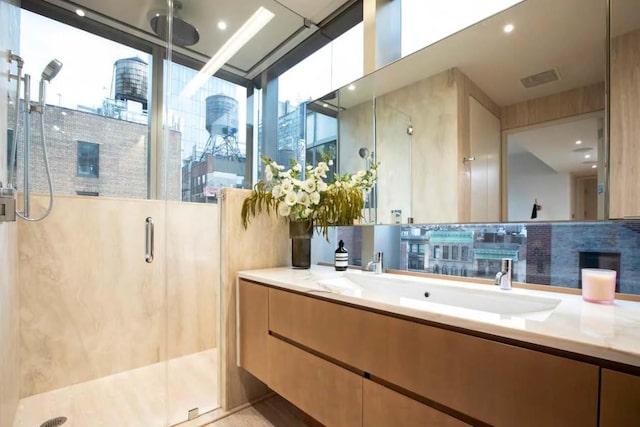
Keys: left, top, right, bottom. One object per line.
{"left": 358, "top": 147, "right": 369, "bottom": 159}
{"left": 41, "top": 59, "right": 63, "bottom": 82}
{"left": 150, "top": 0, "right": 199, "bottom": 47}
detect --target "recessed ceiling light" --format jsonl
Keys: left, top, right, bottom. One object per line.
{"left": 61, "top": 111, "right": 67, "bottom": 116}
{"left": 575, "top": 140, "right": 582, "bottom": 145}
{"left": 75, "top": 9, "right": 85, "bottom": 17}
{"left": 585, "top": 154, "right": 591, "bottom": 159}
{"left": 592, "top": 165, "right": 597, "bottom": 169}
{"left": 348, "top": 84, "right": 356, "bottom": 91}
{"left": 503, "top": 24, "right": 514, "bottom": 33}
{"left": 52, "top": 125, "right": 60, "bottom": 131}
{"left": 322, "top": 103, "right": 328, "bottom": 107}
{"left": 217, "top": 21, "right": 227, "bottom": 31}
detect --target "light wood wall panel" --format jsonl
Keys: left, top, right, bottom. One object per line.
{"left": 610, "top": 29, "right": 640, "bottom": 218}
{"left": 468, "top": 97, "right": 501, "bottom": 222}
{"left": 455, "top": 69, "right": 501, "bottom": 222}
{"left": 220, "top": 188, "right": 290, "bottom": 411}
{"left": 18, "top": 194, "right": 219, "bottom": 397}
{"left": 501, "top": 82, "right": 605, "bottom": 131}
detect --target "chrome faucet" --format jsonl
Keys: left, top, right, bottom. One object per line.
{"left": 366, "top": 251, "right": 384, "bottom": 274}
{"left": 494, "top": 258, "right": 512, "bottom": 290}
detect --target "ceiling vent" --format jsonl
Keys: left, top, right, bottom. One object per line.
{"left": 520, "top": 69, "right": 560, "bottom": 88}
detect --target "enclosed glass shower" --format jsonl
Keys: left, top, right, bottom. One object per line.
{"left": 1, "top": 2, "right": 224, "bottom": 426}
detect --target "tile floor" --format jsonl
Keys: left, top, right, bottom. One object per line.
{"left": 206, "top": 395, "right": 313, "bottom": 427}
{"left": 13, "top": 349, "right": 219, "bottom": 427}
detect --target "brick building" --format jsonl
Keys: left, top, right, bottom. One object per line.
{"left": 9, "top": 102, "right": 182, "bottom": 200}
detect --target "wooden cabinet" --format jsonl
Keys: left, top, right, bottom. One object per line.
{"left": 363, "top": 379, "right": 468, "bottom": 427}
{"left": 239, "top": 281, "right": 638, "bottom": 427}
{"left": 600, "top": 369, "right": 640, "bottom": 426}
{"left": 267, "top": 335, "right": 362, "bottom": 427}
{"left": 610, "top": 29, "right": 640, "bottom": 218}
{"left": 269, "top": 287, "right": 599, "bottom": 427}
{"left": 237, "top": 279, "right": 269, "bottom": 383}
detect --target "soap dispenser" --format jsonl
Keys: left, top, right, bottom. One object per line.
{"left": 334, "top": 240, "right": 348, "bottom": 271}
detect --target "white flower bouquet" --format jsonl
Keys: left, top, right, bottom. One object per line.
{"left": 242, "top": 155, "right": 378, "bottom": 239}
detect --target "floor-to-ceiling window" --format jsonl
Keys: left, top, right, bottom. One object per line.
{"left": 15, "top": 9, "right": 155, "bottom": 199}
{"left": 165, "top": 61, "right": 248, "bottom": 203}
{"left": 258, "top": 22, "right": 364, "bottom": 176}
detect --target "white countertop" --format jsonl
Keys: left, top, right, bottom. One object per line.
{"left": 239, "top": 266, "right": 640, "bottom": 368}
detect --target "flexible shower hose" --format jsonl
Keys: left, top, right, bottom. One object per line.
{"left": 16, "top": 103, "right": 55, "bottom": 222}
{"left": 9, "top": 70, "right": 55, "bottom": 221}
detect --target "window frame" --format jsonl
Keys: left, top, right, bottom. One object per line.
{"left": 76, "top": 141, "right": 100, "bottom": 178}
{"left": 20, "top": 0, "right": 360, "bottom": 198}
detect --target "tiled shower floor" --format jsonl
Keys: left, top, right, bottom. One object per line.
{"left": 12, "top": 349, "right": 219, "bottom": 427}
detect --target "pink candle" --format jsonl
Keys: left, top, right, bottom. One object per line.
{"left": 582, "top": 268, "right": 616, "bottom": 304}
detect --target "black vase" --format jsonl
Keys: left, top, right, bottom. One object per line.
{"left": 289, "top": 220, "right": 313, "bottom": 269}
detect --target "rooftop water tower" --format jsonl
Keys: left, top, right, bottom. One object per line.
{"left": 205, "top": 94, "right": 241, "bottom": 158}
{"left": 206, "top": 94, "right": 238, "bottom": 137}
{"left": 114, "top": 57, "right": 148, "bottom": 110}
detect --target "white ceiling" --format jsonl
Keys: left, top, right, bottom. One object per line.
{"left": 337, "top": 0, "right": 606, "bottom": 109}
{"left": 44, "top": 0, "right": 351, "bottom": 78}
{"left": 278, "top": 0, "right": 351, "bottom": 24}
{"left": 508, "top": 113, "right": 603, "bottom": 177}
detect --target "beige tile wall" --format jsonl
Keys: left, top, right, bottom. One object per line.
{"left": 18, "top": 194, "right": 219, "bottom": 397}
{"left": 0, "top": 222, "right": 19, "bottom": 426}
{"left": 379, "top": 69, "right": 460, "bottom": 223}
{"left": 220, "top": 188, "right": 290, "bottom": 410}
{"left": 166, "top": 200, "right": 219, "bottom": 359}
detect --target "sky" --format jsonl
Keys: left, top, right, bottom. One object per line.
{"left": 19, "top": 9, "right": 248, "bottom": 157}
{"left": 20, "top": 10, "right": 146, "bottom": 109}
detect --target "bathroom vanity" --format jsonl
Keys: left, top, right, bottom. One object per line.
{"left": 237, "top": 267, "right": 640, "bottom": 426}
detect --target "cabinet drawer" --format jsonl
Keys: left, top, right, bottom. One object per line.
{"left": 269, "top": 288, "right": 369, "bottom": 368}
{"left": 600, "top": 369, "right": 640, "bottom": 426}
{"left": 363, "top": 379, "right": 469, "bottom": 427}
{"left": 269, "top": 288, "right": 599, "bottom": 427}
{"left": 267, "top": 336, "right": 362, "bottom": 427}
{"left": 368, "top": 313, "right": 599, "bottom": 427}
{"left": 238, "top": 279, "right": 268, "bottom": 383}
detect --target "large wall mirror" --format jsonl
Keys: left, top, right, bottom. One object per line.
{"left": 308, "top": 0, "right": 612, "bottom": 225}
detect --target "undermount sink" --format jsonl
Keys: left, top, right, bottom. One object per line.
{"left": 316, "top": 272, "right": 561, "bottom": 318}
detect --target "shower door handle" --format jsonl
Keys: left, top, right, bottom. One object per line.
{"left": 145, "top": 217, "right": 154, "bottom": 263}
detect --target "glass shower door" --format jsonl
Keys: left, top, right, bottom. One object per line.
{"left": 8, "top": 6, "right": 171, "bottom": 427}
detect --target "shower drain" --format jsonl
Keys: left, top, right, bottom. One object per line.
{"left": 40, "top": 417, "right": 67, "bottom": 427}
